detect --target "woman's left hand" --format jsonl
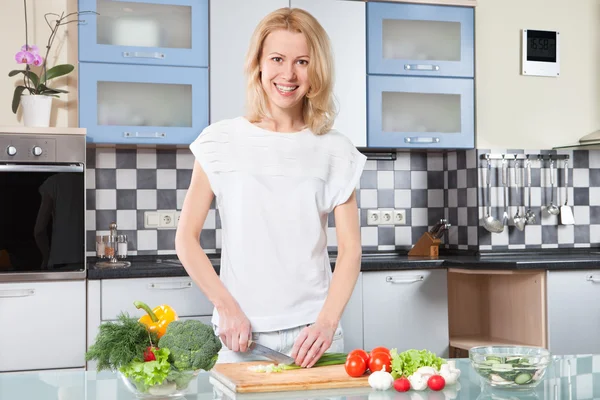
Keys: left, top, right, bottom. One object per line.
{"left": 290, "top": 321, "right": 336, "bottom": 368}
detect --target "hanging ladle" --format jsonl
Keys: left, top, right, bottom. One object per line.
{"left": 483, "top": 158, "right": 504, "bottom": 233}
{"left": 513, "top": 161, "right": 526, "bottom": 231}
{"left": 547, "top": 159, "right": 560, "bottom": 216}
{"left": 525, "top": 159, "right": 536, "bottom": 224}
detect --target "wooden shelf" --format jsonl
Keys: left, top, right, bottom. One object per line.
{"left": 448, "top": 269, "right": 547, "bottom": 351}
{"left": 450, "top": 335, "right": 533, "bottom": 351}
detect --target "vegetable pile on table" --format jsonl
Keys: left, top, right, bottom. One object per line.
{"left": 85, "top": 301, "right": 221, "bottom": 396}
{"left": 344, "top": 346, "right": 461, "bottom": 395}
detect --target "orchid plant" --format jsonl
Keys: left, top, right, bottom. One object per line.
{"left": 9, "top": 0, "right": 95, "bottom": 114}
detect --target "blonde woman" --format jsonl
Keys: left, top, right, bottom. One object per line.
{"left": 176, "top": 8, "right": 366, "bottom": 368}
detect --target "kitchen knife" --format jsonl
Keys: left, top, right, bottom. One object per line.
{"left": 247, "top": 340, "right": 295, "bottom": 365}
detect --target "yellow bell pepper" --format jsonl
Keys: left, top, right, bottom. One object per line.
{"left": 134, "top": 300, "right": 178, "bottom": 338}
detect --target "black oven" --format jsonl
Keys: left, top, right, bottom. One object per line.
{"left": 0, "top": 132, "right": 86, "bottom": 281}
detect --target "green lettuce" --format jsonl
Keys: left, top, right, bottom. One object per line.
{"left": 119, "top": 348, "right": 171, "bottom": 392}
{"left": 390, "top": 348, "right": 446, "bottom": 379}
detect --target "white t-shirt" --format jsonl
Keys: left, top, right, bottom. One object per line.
{"left": 189, "top": 116, "right": 367, "bottom": 332}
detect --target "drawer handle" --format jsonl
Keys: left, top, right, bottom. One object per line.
{"left": 124, "top": 132, "right": 167, "bottom": 139}
{"left": 404, "top": 137, "right": 440, "bottom": 144}
{"left": 148, "top": 282, "right": 192, "bottom": 290}
{"left": 586, "top": 275, "right": 600, "bottom": 283}
{"left": 122, "top": 51, "right": 165, "bottom": 59}
{"left": 404, "top": 64, "right": 440, "bottom": 71}
{"left": 386, "top": 275, "right": 424, "bottom": 284}
{"left": 0, "top": 289, "right": 35, "bottom": 298}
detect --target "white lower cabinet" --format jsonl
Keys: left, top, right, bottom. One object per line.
{"left": 362, "top": 270, "right": 449, "bottom": 357}
{"left": 87, "top": 277, "right": 214, "bottom": 370}
{"left": 0, "top": 280, "right": 86, "bottom": 372}
{"left": 547, "top": 270, "right": 600, "bottom": 355}
{"left": 340, "top": 272, "right": 363, "bottom": 352}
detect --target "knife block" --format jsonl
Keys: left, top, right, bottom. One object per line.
{"left": 408, "top": 232, "right": 441, "bottom": 258}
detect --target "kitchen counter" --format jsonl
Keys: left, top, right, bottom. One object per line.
{"left": 0, "top": 355, "right": 596, "bottom": 399}
{"left": 87, "top": 249, "right": 600, "bottom": 279}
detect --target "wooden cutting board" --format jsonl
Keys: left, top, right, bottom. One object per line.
{"left": 210, "top": 361, "right": 371, "bottom": 393}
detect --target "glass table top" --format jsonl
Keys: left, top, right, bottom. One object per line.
{"left": 1, "top": 355, "right": 599, "bottom": 400}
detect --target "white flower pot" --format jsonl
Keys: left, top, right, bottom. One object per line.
{"left": 21, "top": 94, "right": 52, "bottom": 127}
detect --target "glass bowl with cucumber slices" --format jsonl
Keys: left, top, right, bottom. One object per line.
{"left": 469, "top": 346, "right": 551, "bottom": 389}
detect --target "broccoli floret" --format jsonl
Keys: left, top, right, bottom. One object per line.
{"left": 157, "top": 320, "right": 222, "bottom": 371}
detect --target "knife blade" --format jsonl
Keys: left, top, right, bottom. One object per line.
{"left": 247, "top": 340, "right": 295, "bottom": 365}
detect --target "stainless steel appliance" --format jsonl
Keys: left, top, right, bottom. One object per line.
{"left": 0, "top": 132, "right": 86, "bottom": 282}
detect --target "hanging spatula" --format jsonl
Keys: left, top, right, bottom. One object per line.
{"left": 560, "top": 159, "right": 575, "bottom": 225}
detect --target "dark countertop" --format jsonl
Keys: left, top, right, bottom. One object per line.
{"left": 87, "top": 249, "right": 600, "bottom": 280}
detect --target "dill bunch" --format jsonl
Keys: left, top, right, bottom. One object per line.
{"left": 86, "top": 312, "right": 158, "bottom": 371}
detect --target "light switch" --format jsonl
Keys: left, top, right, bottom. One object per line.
{"left": 144, "top": 211, "right": 159, "bottom": 228}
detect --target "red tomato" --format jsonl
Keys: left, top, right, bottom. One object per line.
{"left": 427, "top": 375, "right": 446, "bottom": 391}
{"left": 344, "top": 355, "right": 367, "bottom": 377}
{"left": 347, "top": 349, "right": 370, "bottom": 366}
{"left": 393, "top": 377, "right": 411, "bottom": 392}
{"left": 368, "top": 352, "right": 392, "bottom": 373}
{"left": 369, "top": 346, "right": 390, "bottom": 356}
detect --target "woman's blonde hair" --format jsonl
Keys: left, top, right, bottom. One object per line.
{"left": 244, "top": 8, "right": 336, "bottom": 135}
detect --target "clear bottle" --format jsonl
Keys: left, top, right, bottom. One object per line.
{"left": 96, "top": 235, "right": 105, "bottom": 258}
{"left": 104, "top": 235, "right": 116, "bottom": 259}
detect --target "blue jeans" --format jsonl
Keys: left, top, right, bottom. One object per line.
{"left": 214, "top": 323, "right": 345, "bottom": 364}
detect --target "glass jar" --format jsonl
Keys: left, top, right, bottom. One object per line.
{"left": 104, "top": 235, "right": 117, "bottom": 259}
{"left": 96, "top": 235, "right": 106, "bottom": 258}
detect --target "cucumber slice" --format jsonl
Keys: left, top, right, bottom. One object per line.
{"left": 485, "top": 356, "right": 504, "bottom": 363}
{"left": 515, "top": 372, "right": 533, "bottom": 385}
{"left": 491, "top": 363, "right": 514, "bottom": 372}
{"left": 506, "top": 357, "right": 522, "bottom": 364}
{"left": 483, "top": 359, "right": 501, "bottom": 366}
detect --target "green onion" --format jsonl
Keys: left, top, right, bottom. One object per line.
{"left": 282, "top": 352, "right": 348, "bottom": 370}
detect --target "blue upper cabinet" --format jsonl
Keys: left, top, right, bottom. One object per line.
{"left": 79, "top": 63, "right": 208, "bottom": 144}
{"left": 78, "top": 0, "right": 208, "bottom": 67}
{"left": 367, "top": 2, "right": 474, "bottom": 78}
{"left": 368, "top": 75, "right": 474, "bottom": 149}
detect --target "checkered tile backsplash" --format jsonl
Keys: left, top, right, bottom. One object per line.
{"left": 85, "top": 147, "right": 600, "bottom": 255}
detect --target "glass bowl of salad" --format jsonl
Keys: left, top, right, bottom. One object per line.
{"left": 469, "top": 346, "right": 551, "bottom": 389}
{"left": 118, "top": 369, "right": 201, "bottom": 398}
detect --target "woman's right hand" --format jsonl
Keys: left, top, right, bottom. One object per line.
{"left": 217, "top": 305, "right": 252, "bottom": 352}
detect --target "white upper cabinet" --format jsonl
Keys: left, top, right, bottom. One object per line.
{"left": 209, "top": 0, "right": 288, "bottom": 123}
{"left": 291, "top": 0, "right": 367, "bottom": 147}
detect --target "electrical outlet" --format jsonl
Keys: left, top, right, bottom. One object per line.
{"left": 380, "top": 210, "right": 394, "bottom": 225}
{"left": 394, "top": 209, "right": 406, "bottom": 225}
{"left": 158, "top": 211, "right": 176, "bottom": 229}
{"left": 367, "top": 210, "right": 381, "bottom": 225}
{"left": 175, "top": 211, "right": 181, "bottom": 226}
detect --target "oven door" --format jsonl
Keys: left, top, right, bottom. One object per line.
{"left": 0, "top": 163, "right": 86, "bottom": 281}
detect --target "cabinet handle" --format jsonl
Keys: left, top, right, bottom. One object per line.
{"left": 404, "top": 137, "right": 440, "bottom": 144}
{"left": 586, "top": 275, "right": 600, "bottom": 283}
{"left": 148, "top": 281, "right": 192, "bottom": 290}
{"left": 386, "top": 275, "right": 424, "bottom": 284}
{"left": 0, "top": 289, "right": 35, "bottom": 298}
{"left": 124, "top": 132, "right": 166, "bottom": 139}
{"left": 122, "top": 51, "right": 165, "bottom": 59}
{"left": 404, "top": 64, "right": 440, "bottom": 71}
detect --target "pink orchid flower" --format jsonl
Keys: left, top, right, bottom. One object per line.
{"left": 32, "top": 53, "right": 44, "bottom": 66}
{"left": 15, "top": 51, "right": 34, "bottom": 65}
{"left": 20, "top": 44, "right": 39, "bottom": 54}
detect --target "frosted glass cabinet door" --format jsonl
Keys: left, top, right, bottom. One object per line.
{"left": 367, "top": 2, "right": 474, "bottom": 78}
{"left": 79, "top": 63, "right": 208, "bottom": 144}
{"left": 368, "top": 75, "right": 474, "bottom": 149}
{"left": 78, "top": 0, "right": 208, "bottom": 67}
